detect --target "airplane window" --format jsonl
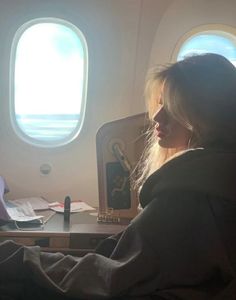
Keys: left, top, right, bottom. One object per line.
{"left": 176, "top": 31, "right": 236, "bottom": 66}
{"left": 10, "top": 18, "right": 88, "bottom": 147}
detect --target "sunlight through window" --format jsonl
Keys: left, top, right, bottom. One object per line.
{"left": 11, "top": 19, "right": 88, "bottom": 147}
{"left": 177, "top": 32, "right": 236, "bottom": 66}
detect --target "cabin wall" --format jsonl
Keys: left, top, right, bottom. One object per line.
{"left": 150, "top": 0, "right": 236, "bottom": 65}
{"left": 0, "top": 0, "right": 234, "bottom": 206}
{"left": 0, "top": 0, "right": 168, "bottom": 205}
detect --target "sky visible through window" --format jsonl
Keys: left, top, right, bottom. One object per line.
{"left": 177, "top": 33, "right": 236, "bottom": 66}
{"left": 14, "top": 22, "right": 86, "bottom": 143}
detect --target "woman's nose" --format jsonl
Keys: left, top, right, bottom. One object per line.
{"left": 153, "top": 106, "right": 167, "bottom": 124}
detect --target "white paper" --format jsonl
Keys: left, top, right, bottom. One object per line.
{"left": 49, "top": 201, "right": 95, "bottom": 213}
{"left": 10, "top": 197, "right": 49, "bottom": 210}
{"left": 5, "top": 200, "right": 43, "bottom": 222}
{"left": 0, "top": 177, "right": 43, "bottom": 223}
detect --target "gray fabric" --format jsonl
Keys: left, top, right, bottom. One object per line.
{"left": 0, "top": 148, "right": 236, "bottom": 299}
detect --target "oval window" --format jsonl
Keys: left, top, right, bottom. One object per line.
{"left": 10, "top": 18, "right": 88, "bottom": 147}
{"left": 177, "top": 32, "right": 236, "bottom": 66}
{"left": 172, "top": 25, "right": 236, "bottom": 66}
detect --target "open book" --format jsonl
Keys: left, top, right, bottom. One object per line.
{"left": 0, "top": 176, "right": 43, "bottom": 223}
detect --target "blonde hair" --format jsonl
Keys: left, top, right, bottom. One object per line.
{"left": 134, "top": 53, "right": 236, "bottom": 190}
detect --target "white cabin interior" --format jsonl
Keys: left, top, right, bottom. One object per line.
{"left": 0, "top": 0, "right": 235, "bottom": 206}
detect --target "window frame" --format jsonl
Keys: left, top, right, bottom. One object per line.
{"left": 9, "top": 17, "right": 88, "bottom": 148}
{"left": 171, "top": 24, "right": 236, "bottom": 62}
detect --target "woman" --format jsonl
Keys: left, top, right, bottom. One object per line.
{"left": 0, "top": 53, "right": 236, "bottom": 300}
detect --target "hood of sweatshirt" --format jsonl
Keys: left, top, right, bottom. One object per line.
{"left": 139, "top": 148, "right": 236, "bottom": 208}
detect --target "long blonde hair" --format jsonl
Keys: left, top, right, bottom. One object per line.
{"left": 134, "top": 53, "right": 236, "bottom": 190}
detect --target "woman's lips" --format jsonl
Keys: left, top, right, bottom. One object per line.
{"left": 156, "top": 131, "right": 166, "bottom": 139}
{"left": 155, "top": 126, "right": 167, "bottom": 139}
